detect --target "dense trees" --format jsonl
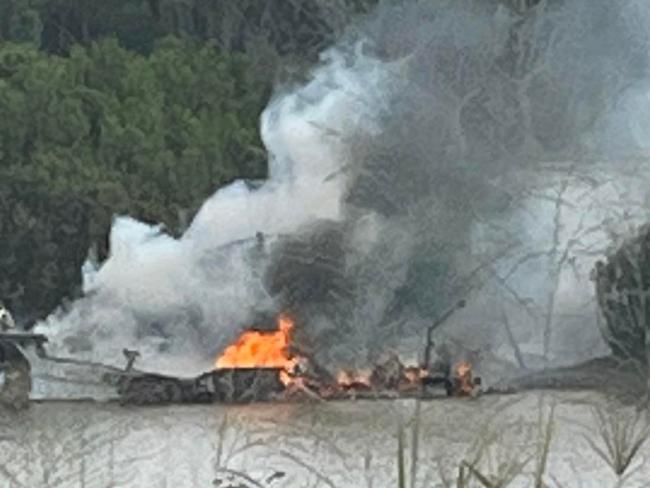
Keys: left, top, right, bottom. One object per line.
{"left": 0, "top": 0, "right": 377, "bottom": 58}
{"left": 0, "top": 0, "right": 383, "bottom": 322}
{"left": 2, "top": 0, "right": 550, "bottom": 322}
{"left": 0, "top": 36, "right": 271, "bottom": 321}
{"left": 594, "top": 226, "right": 650, "bottom": 367}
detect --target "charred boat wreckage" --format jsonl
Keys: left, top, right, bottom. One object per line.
{"left": 0, "top": 301, "right": 481, "bottom": 408}
{"left": 113, "top": 301, "right": 481, "bottom": 405}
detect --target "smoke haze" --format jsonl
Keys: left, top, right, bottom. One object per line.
{"left": 36, "top": 0, "right": 650, "bottom": 384}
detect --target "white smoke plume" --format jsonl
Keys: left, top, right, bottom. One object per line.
{"left": 36, "top": 47, "right": 392, "bottom": 376}
{"left": 35, "top": 0, "right": 650, "bottom": 384}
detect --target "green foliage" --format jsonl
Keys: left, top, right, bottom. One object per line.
{"left": 0, "top": 0, "right": 381, "bottom": 321}
{"left": 0, "top": 175, "right": 91, "bottom": 322}
{"left": 0, "top": 0, "right": 45, "bottom": 45}
{"left": 2, "top": 0, "right": 379, "bottom": 59}
{"left": 0, "top": 38, "right": 268, "bottom": 320}
{"left": 594, "top": 225, "right": 650, "bottom": 364}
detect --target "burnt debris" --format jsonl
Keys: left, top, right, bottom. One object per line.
{"left": 115, "top": 354, "right": 480, "bottom": 406}
{"left": 116, "top": 368, "right": 285, "bottom": 406}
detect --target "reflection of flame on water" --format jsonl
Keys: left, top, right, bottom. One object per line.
{"left": 215, "top": 314, "right": 298, "bottom": 385}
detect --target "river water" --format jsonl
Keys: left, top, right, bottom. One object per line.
{"left": 0, "top": 391, "right": 646, "bottom": 487}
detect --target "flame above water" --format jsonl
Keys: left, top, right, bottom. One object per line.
{"left": 215, "top": 314, "right": 476, "bottom": 396}
{"left": 215, "top": 315, "right": 296, "bottom": 370}
{"left": 337, "top": 370, "right": 372, "bottom": 387}
{"left": 454, "top": 361, "right": 474, "bottom": 395}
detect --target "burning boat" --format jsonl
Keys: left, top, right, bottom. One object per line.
{"left": 114, "top": 314, "right": 481, "bottom": 405}
{"left": 0, "top": 298, "right": 480, "bottom": 408}
{"left": 115, "top": 368, "right": 286, "bottom": 406}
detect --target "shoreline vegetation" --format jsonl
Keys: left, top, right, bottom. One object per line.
{"left": 0, "top": 0, "right": 549, "bottom": 327}
{"left": 0, "top": 0, "right": 378, "bottom": 324}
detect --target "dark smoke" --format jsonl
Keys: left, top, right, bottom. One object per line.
{"left": 36, "top": 0, "right": 650, "bottom": 386}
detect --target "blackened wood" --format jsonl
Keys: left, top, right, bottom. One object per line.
{"left": 211, "top": 368, "right": 285, "bottom": 403}
{"left": 117, "top": 368, "right": 285, "bottom": 405}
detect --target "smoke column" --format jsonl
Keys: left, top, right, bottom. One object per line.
{"left": 35, "top": 0, "right": 650, "bottom": 389}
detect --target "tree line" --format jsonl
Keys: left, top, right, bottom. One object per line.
{"left": 0, "top": 0, "right": 376, "bottom": 57}
{"left": 0, "top": 0, "right": 379, "bottom": 323}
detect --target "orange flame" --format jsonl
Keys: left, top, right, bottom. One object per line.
{"left": 215, "top": 315, "right": 297, "bottom": 374}
{"left": 404, "top": 367, "right": 429, "bottom": 383}
{"left": 337, "top": 370, "right": 371, "bottom": 388}
{"left": 454, "top": 361, "right": 474, "bottom": 395}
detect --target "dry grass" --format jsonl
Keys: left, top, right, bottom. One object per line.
{"left": 532, "top": 400, "right": 555, "bottom": 488}
{"left": 207, "top": 396, "right": 650, "bottom": 488}
{"left": 396, "top": 399, "right": 421, "bottom": 488}
{"left": 7, "top": 397, "right": 650, "bottom": 488}
{"left": 582, "top": 403, "right": 650, "bottom": 478}
{"left": 433, "top": 398, "right": 558, "bottom": 488}
{"left": 434, "top": 421, "right": 531, "bottom": 488}
{"left": 461, "top": 425, "right": 530, "bottom": 488}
